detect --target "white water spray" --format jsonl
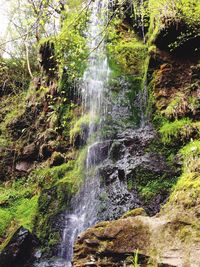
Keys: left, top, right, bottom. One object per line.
{"left": 60, "top": 1, "right": 110, "bottom": 266}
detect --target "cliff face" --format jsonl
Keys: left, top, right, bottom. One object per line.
{"left": 72, "top": 1, "right": 200, "bottom": 266}
{"left": 0, "top": 0, "right": 199, "bottom": 267}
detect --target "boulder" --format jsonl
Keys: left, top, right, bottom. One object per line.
{"left": 0, "top": 227, "right": 38, "bottom": 267}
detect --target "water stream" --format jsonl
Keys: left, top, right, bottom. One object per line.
{"left": 59, "top": 1, "right": 110, "bottom": 266}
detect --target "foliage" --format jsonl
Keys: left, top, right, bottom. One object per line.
{"left": 0, "top": 58, "right": 30, "bottom": 95}
{"left": 54, "top": 5, "right": 88, "bottom": 82}
{"left": 138, "top": 178, "right": 176, "bottom": 201}
{"left": 148, "top": 0, "right": 200, "bottom": 28}
{"left": 0, "top": 92, "right": 27, "bottom": 147}
{"left": 144, "top": 0, "right": 200, "bottom": 51}
{"left": 161, "top": 93, "right": 199, "bottom": 119}
{"left": 159, "top": 118, "right": 200, "bottom": 144}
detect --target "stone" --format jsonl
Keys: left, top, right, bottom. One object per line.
{"left": 15, "top": 161, "right": 32, "bottom": 172}
{"left": 0, "top": 227, "right": 38, "bottom": 267}
{"left": 22, "top": 143, "right": 38, "bottom": 160}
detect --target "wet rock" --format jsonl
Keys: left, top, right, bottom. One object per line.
{"left": 0, "top": 227, "right": 38, "bottom": 267}
{"left": 99, "top": 163, "right": 118, "bottom": 185}
{"left": 97, "top": 125, "right": 173, "bottom": 219}
{"left": 87, "top": 141, "right": 111, "bottom": 167}
{"left": 109, "top": 141, "right": 125, "bottom": 161}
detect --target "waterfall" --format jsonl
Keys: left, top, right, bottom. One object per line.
{"left": 82, "top": 0, "right": 110, "bottom": 133}
{"left": 59, "top": 1, "right": 110, "bottom": 266}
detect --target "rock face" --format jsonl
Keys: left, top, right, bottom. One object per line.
{"left": 0, "top": 227, "right": 38, "bottom": 267}
{"left": 73, "top": 215, "right": 200, "bottom": 267}
{"left": 97, "top": 125, "right": 173, "bottom": 220}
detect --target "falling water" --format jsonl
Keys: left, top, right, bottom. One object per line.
{"left": 59, "top": 1, "right": 110, "bottom": 266}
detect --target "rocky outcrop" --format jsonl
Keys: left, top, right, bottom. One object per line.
{"left": 0, "top": 227, "right": 38, "bottom": 267}
{"left": 97, "top": 125, "right": 175, "bottom": 220}
{"left": 73, "top": 215, "right": 200, "bottom": 267}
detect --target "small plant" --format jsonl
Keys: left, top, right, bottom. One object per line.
{"left": 132, "top": 249, "right": 140, "bottom": 267}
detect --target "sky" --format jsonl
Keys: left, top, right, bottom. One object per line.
{"left": 0, "top": 1, "right": 10, "bottom": 38}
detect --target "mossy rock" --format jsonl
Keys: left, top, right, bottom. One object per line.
{"left": 121, "top": 208, "right": 147, "bottom": 219}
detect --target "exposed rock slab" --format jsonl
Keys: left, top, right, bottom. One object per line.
{"left": 73, "top": 216, "right": 200, "bottom": 267}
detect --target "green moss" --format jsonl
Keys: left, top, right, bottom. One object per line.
{"left": 70, "top": 113, "right": 98, "bottom": 145}
{"left": 159, "top": 118, "right": 200, "bottom": 144}
{"left": 33, "top": 146, "right": 88, "bottom": 249}
{"left": 0, "top": 194, "right": 39, "bottom": 238}
{"left": 122, "top": 208, "right": 146, "bottom": 219}
{"left": 107, "top": 22, "right": 148, "bottom": 77}
{"left": 0, "top": 209, "right": 12, "bottom": 236}
{"left": 14, "top": 195, "right": 39, "bottom": 231}
{"left": 31, "top": 161, "right": 75, "bottom": 189}
{"left": 58, "top": 146, "right": 88, "bottom": 192}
